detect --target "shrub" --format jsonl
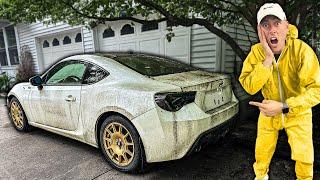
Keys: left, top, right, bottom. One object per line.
{"left": 15, "top": 45, "right": 36, "bottom": 83}
{"left": 0, "top": 72, "right": 13, "bottom": 93}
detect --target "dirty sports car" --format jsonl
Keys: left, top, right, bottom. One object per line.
{"left": 7, "top": 53, "right": 239, "bottom": 172}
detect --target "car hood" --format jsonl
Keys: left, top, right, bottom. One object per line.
{"left": 152, "top": 70, "right": 230, "bottom": 91}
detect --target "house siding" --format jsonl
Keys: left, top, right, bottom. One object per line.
{"left": 223, "top": 22, "right": 258, "bottom": 101}
{"left": 190, "top": 25, "right": 218, "bottom": 72}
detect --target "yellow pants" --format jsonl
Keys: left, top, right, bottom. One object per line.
{"left": 253, "top": 115, "right": 314, "bottom": 180}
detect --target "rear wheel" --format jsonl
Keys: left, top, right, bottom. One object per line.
{"left": 9, "top": 97, "right": 30, "bottom": 132}
{"left": 99, "top": 115, "right": 145, "bottom": 173}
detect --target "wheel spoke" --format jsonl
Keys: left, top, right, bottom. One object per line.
{"left": 106, "top": 137, "right": 112, "bottom": 144}
{"left": 122, "top": 154, "right": 128, "bottom": 163}
{"left": 112, "top": 124, "right": 117, "bottom": 133}
{"left": 118, "top": 125, "right": 122, "bottom": 134}
{"left": 17, "top": 119, "right": 21, "bottom": 125}
{"left": 118, "top": 154, "right": 122, "bottom": 163}
{"left": 123, "top": 132, "right": 129, "bottom": 139}
{"left": 108, "top": 148, "right": 115, "bottom": 157}
{"left": 125, "top": 150, "right": 133, "bottom": 157}
{"left": 126, "top": 142, "right": 134, "bottom": 146}
{"left": 114, "top": 153, "right": 119, "bottom": 162}
{"left": 105, "top": 128, "right": 113, "bottom": 137}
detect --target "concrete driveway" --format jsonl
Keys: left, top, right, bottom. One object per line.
{"left": 1, "top": 98, "right": 319, "bottom": 180}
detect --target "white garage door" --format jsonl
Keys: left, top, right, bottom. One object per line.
{"left": 40, "top": 30, "right": 84, "bottom": 69}
{"left": 97, "top": 22, "right": 190, "bottom": 64}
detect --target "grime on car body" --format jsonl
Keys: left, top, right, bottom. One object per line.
{"left": 7, "top": 52, "right": 239, "bottom": 172}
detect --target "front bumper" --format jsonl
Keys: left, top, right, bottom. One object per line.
{"left": 132, "top": 94, "right": 239, "bottom": 163}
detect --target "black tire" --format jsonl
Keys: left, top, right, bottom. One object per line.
{"left": 9, "top": 97, "right": 31, "bottom": 132}
{"left": 99, "top": 115, "right": 146, "bottom": 173}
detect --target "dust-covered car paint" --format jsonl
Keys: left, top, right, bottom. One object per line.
{"left": 7, "top": 53, "right": 239, "bottom": 166}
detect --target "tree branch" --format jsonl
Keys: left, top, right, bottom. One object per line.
{"left": 61, "top": 0, "right": 167, "bottom": 25}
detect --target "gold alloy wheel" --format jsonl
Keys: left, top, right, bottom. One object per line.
{"left": 103, "top": 122, "right": 135, "bottom": 166}
{"left": 10, "top": 101, "right": 24, "bottom": 129}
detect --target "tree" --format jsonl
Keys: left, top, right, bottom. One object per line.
{"left": 0, "top": 0, "right": 319, "bottom": 61}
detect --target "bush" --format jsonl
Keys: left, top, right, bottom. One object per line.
{"left": 0, "top": 72, "right": 13, "bottom": 93}
{"left": 15, "top": 45, "right": 36, "bottom": 83}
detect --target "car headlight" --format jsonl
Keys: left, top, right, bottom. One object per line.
{"left": 154, "top": 91, "right": 196, "bottom": 112}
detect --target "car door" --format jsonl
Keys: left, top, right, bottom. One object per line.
{"left": 28, "top": 60, "right": 87, "bottom": 131}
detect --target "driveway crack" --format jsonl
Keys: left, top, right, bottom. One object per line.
{"left": 91, "top": 169, "right": 112, "bottom": 180}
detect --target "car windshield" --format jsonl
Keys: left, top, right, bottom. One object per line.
{"left": 112, "top": 55, "right": 197, "bottom": 76}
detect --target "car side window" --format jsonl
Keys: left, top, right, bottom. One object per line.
{"left": 83, "top": 63, "right": 108, "bottom": 84}
{"left": 44, "top": 61, "right": 86, "bottom": 85}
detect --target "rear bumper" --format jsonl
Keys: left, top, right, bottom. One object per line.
{"left": 186, "top": 113, "right": 238, "bottom": 156}
{"left": 132, "top": 93, "right": 239, "bottom": 163}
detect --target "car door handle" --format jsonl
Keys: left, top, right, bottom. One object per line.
{"left": 64, "top": 95, "right": 76, "bottom": 102}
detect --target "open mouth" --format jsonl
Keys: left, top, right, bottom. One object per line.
{"left": 270, "top": 37, "right": 278, "bottom": 44}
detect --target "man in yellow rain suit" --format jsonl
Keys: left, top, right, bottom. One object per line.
{"left": 239, "top": 3, "right": 320, "bottom": 180}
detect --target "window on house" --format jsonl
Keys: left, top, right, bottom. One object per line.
{"left": 52, "top": 38, "right": 60, "bottom": 46}
{"left": 43, "top": 40, "right": 49, "bottom": 48}
{"left": 141, "top": 22, "right": 159, "bottom": 32}
{"left": 120, "top": 24, "right": 134, "bottom": 35}
{"left": 0, "top": 26, "right": 19, "bottom": 66}
{"left": 0, "top": 30, "right": 7, "bottom": 66}
{"left": 5, "top": 26, "right": 19, "bottom": 65}
{"left": 75, "top": 33, "right": 82, "bottom": 43}
{"left": 63, "top": 36, "right": 71, "bottom": 45}
{"left": 103, "top": 28, "right": 115, "bottom": 38}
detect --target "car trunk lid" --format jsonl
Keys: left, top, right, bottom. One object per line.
{"left": 152, "top": 71, "right": 232, "bottom": 112}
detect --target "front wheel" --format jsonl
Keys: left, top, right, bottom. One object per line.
{"left": 9, "top": 97, "right": 31, "bottom": 132}
{"left": 99, "top": 115, "right": 145, "bottom": 173}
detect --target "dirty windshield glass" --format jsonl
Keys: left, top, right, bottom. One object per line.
{"left": 113, "top": 55, "right": 197, "bottom": 76}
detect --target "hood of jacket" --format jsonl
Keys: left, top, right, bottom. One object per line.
{"left": 287, "top": 24, "right": 298, "bottom": 39}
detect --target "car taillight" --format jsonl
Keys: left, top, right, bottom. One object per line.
{"left": 154, "top": 91, "right": 196, "bottom": 112}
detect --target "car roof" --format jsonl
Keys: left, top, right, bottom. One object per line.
{"left": 61, "top": 52, "right": 157, "bottom": 79}
{"left": 63, "top": 52, "right": 166, "bottom": 63}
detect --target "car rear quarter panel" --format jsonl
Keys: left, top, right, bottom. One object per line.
{"left": 80, "top": 76, "right": 181, "bottom": 146}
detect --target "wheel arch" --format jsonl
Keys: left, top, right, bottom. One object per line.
{"left": 7, "top": 94, "right": 17, "bottom": 105}
{"left": 95, "top": 111, "right": 145, "bottom": 152}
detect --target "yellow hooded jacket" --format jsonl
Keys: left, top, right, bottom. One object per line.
{"left": 239, "top": 24, "right": 320, "bottom": 128}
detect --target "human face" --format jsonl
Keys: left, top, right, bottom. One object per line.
{"left": 260, "top": 15, "right": 289, "bottom": 54}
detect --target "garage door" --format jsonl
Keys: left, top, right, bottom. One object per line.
{"left": 97, "top": 22, "right": 190, "bottom": 64}
{"left": 40, "top": 30, "right": 84, "bottom": 69}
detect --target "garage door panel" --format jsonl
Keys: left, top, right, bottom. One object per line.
{"left": 40, "top": 30, "right": 83, "bottom": 70}
{"left": 100, "top": 44, "right": 118, "bottom": 52}
{"left": 120, "top": 42, "right": 135, "bottom": 51}
{"left": 139, "top": 39, "right": 160, "bottom": 54}
{"left": 165, "top": 35, "right": 189, "bottom": 64}
{"left": 97, "top": 23, "right": 190, "bottom": 64}
{"left": 165, "top": 35, "right": 188, "bottom": 56}
{"left": 43, "top": 53, "right": 53, "bottom": 69}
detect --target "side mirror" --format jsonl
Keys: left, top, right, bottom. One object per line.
{"left": 29, "top": 75, "right": 43, "bottom": 90}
